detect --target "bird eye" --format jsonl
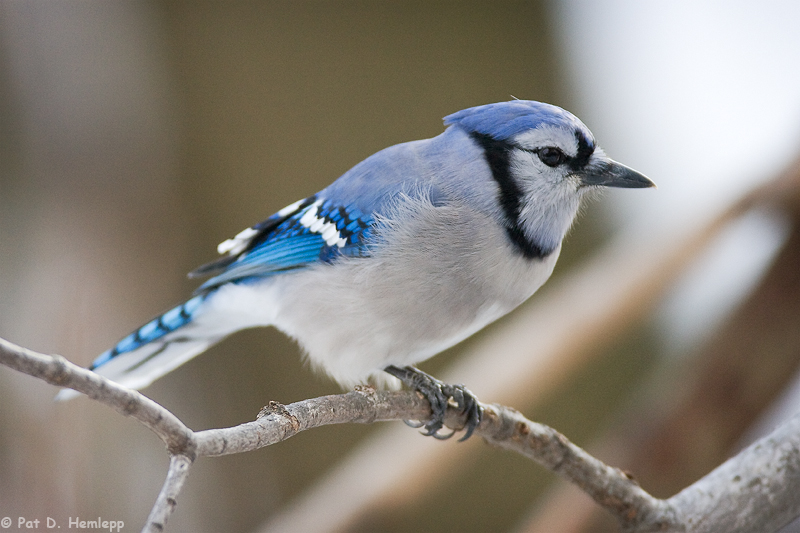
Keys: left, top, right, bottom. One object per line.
{"left": 537, "top": 147, "right": 566, "bottom": 167}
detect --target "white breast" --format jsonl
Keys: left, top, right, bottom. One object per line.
{"left": 267, "top": 193, "right": 560, "bottom": 387}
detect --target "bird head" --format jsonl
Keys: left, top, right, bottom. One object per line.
{"left": 445, "top": 100, "right": 654, "bottom": 258}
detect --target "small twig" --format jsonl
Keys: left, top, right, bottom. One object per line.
{"left": 144, "top": 455, "right": 193, "bottom": 533}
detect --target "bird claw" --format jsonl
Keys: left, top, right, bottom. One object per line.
{"left": 402, "top": 418, "right": 454, "bottom": 439}
{"left": 429, "top": 427, "right": 457, "bottom": 440}
{"left": 385, "top": 365, "right": 483, "bottom": 441}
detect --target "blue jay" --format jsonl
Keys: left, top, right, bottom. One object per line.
{"left": 58, "top": 100, "right": 653, "bottom": 439}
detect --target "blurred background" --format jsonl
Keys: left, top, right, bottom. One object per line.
{"left": 2, "top": 1, "right": 800, "bottom": 532}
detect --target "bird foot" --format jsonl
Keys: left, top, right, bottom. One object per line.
{"left": 384, "top": 365, "right": 482, "bottom": 441}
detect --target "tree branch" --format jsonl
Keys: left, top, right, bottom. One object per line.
{"left": 2, "top": 335, "right": 799, "bottom": 533}
{"left": 145, "top": 454, "right": 193, "bottom": 533}
{"left": 194, "top": 391, "right": 432, "bottom": 457}
{"left": 669, "top": 411, "right": 800, "bottom": 533}
{"left": 475, "top": 404, "right": 679, "bottom": 530}
{"left": 0, "top": 337, "right": 194, "bottom": 454}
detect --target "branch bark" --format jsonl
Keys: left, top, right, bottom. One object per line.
{"left": 2, "top": 335, "right": 799, "bottom": 533}
{"left": 669, "top": 412, "right": 800, "bottom": 533}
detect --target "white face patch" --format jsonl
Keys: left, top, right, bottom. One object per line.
{"left": 512, "top": 124, "right": 582, "bottom": 157}
{"left": 501, "top": 124, "right": 597, "bottom": 254}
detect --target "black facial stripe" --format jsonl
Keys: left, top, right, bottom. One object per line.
{"left": 569, "top": 130, "right": 594, "bottom": 170}
{"left": 470, "top": 132, "right": 551, "bottom": 260}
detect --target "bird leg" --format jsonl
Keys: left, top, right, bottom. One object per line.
{"left": 384, "top": 365, "right": 482, "bottom": 441}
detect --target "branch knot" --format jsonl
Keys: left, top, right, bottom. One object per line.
{"left": 258, "top": 401, "right": 300, "bottom": 431}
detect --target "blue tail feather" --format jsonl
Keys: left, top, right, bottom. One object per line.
{"left": 90, "top": 294, "right": 207, "bottom": 371}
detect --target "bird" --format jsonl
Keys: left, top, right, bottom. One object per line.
{"left": 57, "top": 100, "right": 654, "bottom": 439}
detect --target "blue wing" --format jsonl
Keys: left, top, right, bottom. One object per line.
{"left": 191, "top": 194, "right": 374, "bottom": 291}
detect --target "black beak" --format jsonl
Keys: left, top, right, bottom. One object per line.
{"left": 580, "top": 159, "right": 655, "bottom": 189}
